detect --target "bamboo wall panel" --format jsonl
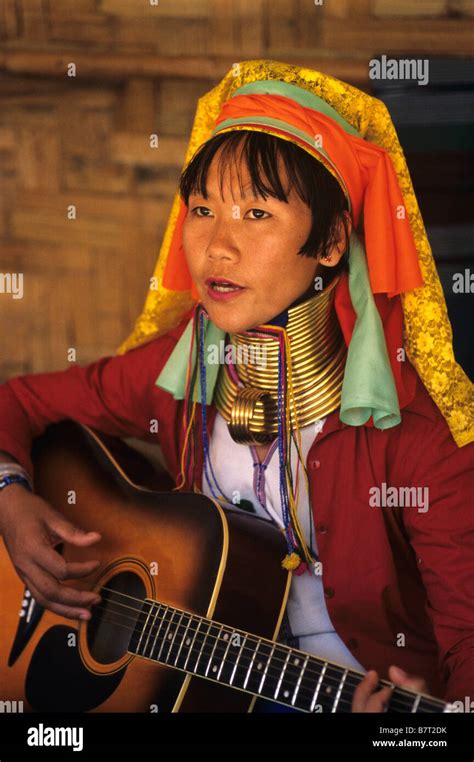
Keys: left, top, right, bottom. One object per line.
{"left": 0, "top": 0, "right": 472, "bottom": 380}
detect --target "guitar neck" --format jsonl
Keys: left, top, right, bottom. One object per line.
{"left": 128, "top": 598, "right": 449, "bottom": 713}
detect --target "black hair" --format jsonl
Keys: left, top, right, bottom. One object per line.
{"left": 179, "top": 130, "right": 350, "bottom": 270}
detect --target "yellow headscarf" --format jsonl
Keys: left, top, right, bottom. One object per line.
{"left": 117, "top": 60, "right": 473, "bottom": 448}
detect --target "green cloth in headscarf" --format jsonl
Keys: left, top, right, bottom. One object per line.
{"left": 155, "top": 310, "right": 222, "bottom": 406}
{"left": 155, "top": 230, "right": 401, "bottom": 429}
{"left": 340, "top": 232, "right": 400, "bottom": 429}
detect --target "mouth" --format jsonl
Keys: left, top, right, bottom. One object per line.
{"left": 204, "top": 277, "right": 246, "bottom": 301}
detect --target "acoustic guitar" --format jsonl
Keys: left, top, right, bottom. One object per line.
{"left": 0, "top": 421, "right": 453, "bottom": 713}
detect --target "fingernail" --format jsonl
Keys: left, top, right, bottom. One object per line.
{"left": 79, "top": 612, "right": 90, "bottom": 620}
{"left": 392, "top": 666, "right": 407, "bottom": 677}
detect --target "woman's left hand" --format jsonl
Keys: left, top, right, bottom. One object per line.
{"left": 352, "top": 665, "right": 429, "bottom": 712}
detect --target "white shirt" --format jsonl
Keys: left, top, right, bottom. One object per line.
{"left": 202, "top": 410, "right": 365, "bottom": 672}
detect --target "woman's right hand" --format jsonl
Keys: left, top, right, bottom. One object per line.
{"left": 0, "top": 484, "right": 102, "bottom": 621}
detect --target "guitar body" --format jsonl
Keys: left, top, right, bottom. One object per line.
{"left": 0, "top": 421, "right": 291, "bottom": 713}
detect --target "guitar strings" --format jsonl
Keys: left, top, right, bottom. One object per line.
{"left": 83, "top": 587, "right": 442, "bottom": 712}
{"left": 94, "top": 587, "right": 443, "bottom": 711}
{"left": 91, "top": 610, "right": 356, "bottom": 713}
{"left": 95, "top": 588, "right": 363, "bottom": 696}
{"left": 96, "top": 585, "right": 438, "bottom": 709}
{"left": 91, "top": 601, "right": 442, "bottom": 714}
{"left": 91, "top": 607, "right": 439, "bottom": 714}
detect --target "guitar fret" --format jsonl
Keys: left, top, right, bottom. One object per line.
{"left": 310, "top": 661, "right": 327, "bottom": 712}
{"left": 411, "top": 693, "right": 421, "bottom": 713}
{"left": 257, "top": 642, "right": 276, "bottom": 695}
{"left": 318, "top": 665, "right": 351, "bottom": 712}
{"left": 239, "top": 639, "right": 290, "bottom": 704}
{"left": 243, "top": 637, "right": 261, "bottom": 690}
{"left": 182, "top": 616, "right": 205, "bottom": 672}
{"left": 204, "top": 622, "right": 234, "bottom": 681}
{"left": 229, "top": 633, "right": 248, "bottom": 686}
{"left": 165, "top": 610, "right": 186, "bottom": 665}
{"left": 160, "top": 608, "right": 183, "bottom": 664}
{"left": 341, "top": 672, "right": 363, "bottom": 712}
{"left": 223, "top": 635, "right": 266, "bottom": 694}
{"left": 332, "top": 668, "right": 348, "bottom": 712}
{"left": 273, "top": 647, "right": 291, "bottom": 700}
{"left": 216, "top": 627, "right": 236, "bottom": 682}
{"left": 189, "top": 617, "right": 213, "bottom": 674}
{"left": 135, "top": 601, "right": 154, "bottom": 656}
{"left": 153, "top": 605, "right": 174, "bottom": 663}
{"left": 273, "top": 648, "right": 312, "bottom": 708}
{"left": 204, "top": 623, "right": 223, "bottom": 678}
{"left": 146, "top": 602, "right": 165, "bottom": 659}
{"left": 292, "top": 654, "right": 310, "bottom": 707}
{"left": 218, "top": 628, "right": 247, "bottom": 684}
{"left": 173, "top": 612, "right": 193, "bottom": 668}
{"left": 421, "top": 696, "right": 448, "bottom": 712}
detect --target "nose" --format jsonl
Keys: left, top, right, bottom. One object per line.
{"left": 206, "top": 219, "right": 240, "bottom": 263}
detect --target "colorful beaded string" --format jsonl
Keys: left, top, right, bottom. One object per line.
{"left": 175, "top": 303, "right": 318, "bottom": 576}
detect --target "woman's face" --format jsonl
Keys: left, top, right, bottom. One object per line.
{"left": 182, "top": 147, "right": 344, "bottom": 334}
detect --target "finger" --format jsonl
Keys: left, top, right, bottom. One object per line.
{"left": 23, "top": 564, "right": 101, "bottom": 611}
{"left": 63, "top": 560, "right": 103, "bottom": 580}
{"left": 365, "top": 686, "right": 393, "bottom": 713}
{"left": 352, "top": 670, "right": 379, "bottom": 712}
{"left": 45, "top": 514, "right": 102, "bottom": 547}
{"left": 33, "top": 543, "right": 101, "bottom": 581}
{"left": 23, "top": 574, "right": 100, "bottom": 622}
{"left": 389, "top": 665, "right": 428, "bottom": 694}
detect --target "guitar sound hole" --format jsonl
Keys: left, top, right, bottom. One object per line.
{"left": 87, "top": 571, "right": 146, "bottom": 664}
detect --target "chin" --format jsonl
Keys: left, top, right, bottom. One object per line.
{"left": 202, "top": 302, "right": 254, "bottom": 334}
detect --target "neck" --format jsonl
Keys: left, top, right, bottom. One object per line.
{"left": 214, "top": 276, "right": 347, "bottom": 445}
{"left": 263, "top": 269, "right": 337, "bottom": 328}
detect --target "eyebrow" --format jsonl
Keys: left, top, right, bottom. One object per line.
{"left": 188, "top": 186, "right": 272, "bottom": 201}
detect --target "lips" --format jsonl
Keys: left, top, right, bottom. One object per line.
{"left": 205, "top": 277, "right": 247, "bottom": 302}
{"left": 205, "top": 277, "right": 244, "bottom": 288}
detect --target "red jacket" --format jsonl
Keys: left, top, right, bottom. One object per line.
{"left": 0, "top": 311, "right": 473, "bottom": 703}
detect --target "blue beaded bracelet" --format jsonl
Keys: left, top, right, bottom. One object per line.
{"left": 0, "top": 474, "right": 33, "bottom": 492}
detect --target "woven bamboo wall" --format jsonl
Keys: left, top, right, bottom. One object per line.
{"left": 0, "top": 0, "right": 473, "bottom": 378}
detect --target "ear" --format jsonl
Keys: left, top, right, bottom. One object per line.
{"left": 319, "top": 212, "right": 352, "bottom": 267}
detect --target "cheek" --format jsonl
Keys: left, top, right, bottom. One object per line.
{"left": 182, "top": 225, "right": 202, "bottom": 273}
{"left": 258, "top": 242, "right": 314, "bottom": 279}
{"left": 182, "top": 221, "right": 194, "bottom": 254}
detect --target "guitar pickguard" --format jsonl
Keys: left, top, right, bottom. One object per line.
{"left": 25, "top": 625, "right": 126, "bottom": 712}
{"left": 8, "top": 586, "right": 44, "bottom": 668}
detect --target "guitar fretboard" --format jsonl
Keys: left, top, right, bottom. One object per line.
{"left": 128, "top": 599, "right": 449, "bottom": 713}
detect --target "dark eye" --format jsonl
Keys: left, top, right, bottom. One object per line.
{"left": 246, "top": 208, "right": 271, "bottom": 220}
{"left": 191, "top": 206, "right": 212, "bottom": 217}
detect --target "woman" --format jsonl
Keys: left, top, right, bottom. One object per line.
{"left": 0, "top": 61, "right": 472, "bottom": 714}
